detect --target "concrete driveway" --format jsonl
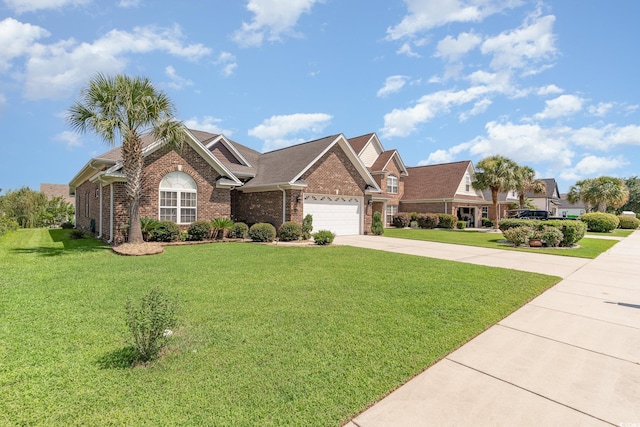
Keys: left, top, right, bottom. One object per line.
{"left": 336, "top": 232, "right": 640, "bottom": 426}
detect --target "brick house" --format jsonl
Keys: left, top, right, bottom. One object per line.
{"left": 69, "top": 129, "right": 380, "bottom": 242}
{"left": 400, "top": 161, "right": 487, "bottom": 227}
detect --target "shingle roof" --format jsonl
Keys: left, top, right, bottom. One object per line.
{"left": 40, "top": 183, "right": 74, "bottom": 204}
{"left": 403, "top": 161, "right": 477, "bottom": 200}
{"left": 347, "top": 133, "right": 374, "bottom": 155}
{"left": 557, "top": 193, "right": 586, "bottom": 209}
{"left": 525, "top": 178, "right": 559, "bottom": 199}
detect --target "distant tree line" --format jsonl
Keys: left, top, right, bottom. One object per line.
{"left": 0, "top": 187, "right": 75, "bottom": 229}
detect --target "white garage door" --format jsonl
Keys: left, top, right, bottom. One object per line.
{"left": 303, "top": 194, "right": 362, "bottom": 236}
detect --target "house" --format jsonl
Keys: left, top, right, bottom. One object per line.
{"left": 527, "top": 178, "right": 561, "bottom": 212}
{"left": 481, "top": 188, "right": 520, "bottom": 222}
{"left": 346, "top": 133, "right": 408, "bottom": 225}
{"left": 555, "top": 193, "right": 586, "bottom": 218}
{"left": 400, "top": 161, "right": 487, "bottom": 227}
{"left": 69, "top": 128, "right": 381, "bottom": 242}
{"left": 40, "top": 183, "right": 75, "bottom": 205}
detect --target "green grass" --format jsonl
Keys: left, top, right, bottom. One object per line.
{"left": 0, "top": 229, "right": 560, "bottom": 426}
{"left": 586, "top": 228, "right": 634, "bottom": 237}
{"left": 383, "top": 228, "right": 620, "bottom": 259}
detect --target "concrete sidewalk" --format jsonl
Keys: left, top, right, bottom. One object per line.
{"left": 337, "top": 232, "right": 640, "bottom": 426}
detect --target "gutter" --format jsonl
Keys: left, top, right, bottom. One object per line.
{"left": 108, "top": 183, "right": 114, "bottom": 244}
{"left": 277, "top": 185, "right": 286, "bottom": 225}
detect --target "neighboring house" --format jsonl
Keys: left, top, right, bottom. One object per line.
{"left": 347, "top": 133, "right": 408, "bottom": 226}
{"left": 555, "top": 193, "right": 586, "bottom": 218}
{"left": 527, "top": 178, "right": 561, "bottom": 212}
{"left": 69, "top": 128, "right": 381, "bottom": 242}
{"left": 481, "top": 188, "right": 520, "bottom": 222}
{"left": 400, "top": 161, "right": 487, "bottom": 227}
{"left": 40, "top": 183, "right": 75, "bottom": 205}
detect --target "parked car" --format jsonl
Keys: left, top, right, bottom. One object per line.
{"left": 506, "top": 209, "right": 575, "bottom": 220}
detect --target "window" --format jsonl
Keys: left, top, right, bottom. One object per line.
{"left": 159, "top": 172, "right": 197, "bottom": 224}
{"left": 387, "top": 174, "right": 398, "bottom": 194}
{"left": 386, "top": 205, "right": 398, "bottom": 226}
{"left": 465, "top": 173, "right": 471, "bottom": 192}
{"left": 481, "top": 206, "right": 488, "bottom": 218}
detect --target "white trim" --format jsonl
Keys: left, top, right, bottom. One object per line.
{"left": 303, "top": 193, "right": 364, "bottom": 235}
{"left": 108, "top": 184, "right": 114, "bottom": 243}
{"left": 205, "top": 135, "right": 253, "bottom": 167}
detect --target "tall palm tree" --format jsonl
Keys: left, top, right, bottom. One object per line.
{"left": 68, "top": 74, "right": 187, "bottom": 244}
{"left": 515, "top": 166, "right": 546, "bottom": 209}
{"left": 473, "top": 155, "right": 519, "bottom": 229}
{"left": 568, "top": 176, "right": 629, "bottom": 212}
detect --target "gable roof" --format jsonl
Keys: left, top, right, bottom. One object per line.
{"left": 240, "top": 134, "right": 380, "bottom": 191}
{"left": 347, "top": 133, "right": 379, "bottom": 155}
{"left": 369, "top": 150, "right": 408, "bottom": 176}
{"left": 526, "top": 178, "right": 560, "bottom": 199}
{"left": 40, "top": 183, "right": 74, "bottom": 204}
{"left": 403, "top": 161, "right": 483, "bottom": 200}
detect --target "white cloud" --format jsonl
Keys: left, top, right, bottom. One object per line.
{"left": 17, "top": 24, "right": 210, "bottom": 99}
{"left": 248, "top": 112, "right": 332, "bottom": 151}
{"left": 233, "top": 0, "right": 320, "bottom": 47}
{"left": 377, "top": 75, "right": 408, "bottom": 97}
{"left": 3, "top": 0, "right": 88, "bottom": 13}
{"left": 481, "top": 13, "right": 556, "bottom": 72}
{"left": 118, "top": 0, "right": 141, "bottom": 7}
{"left": 435, "top": 31, "right": 482, "bottom": 62}
{"left": 165, "top": 66, "right": 193, "bottom": 90}
{"left": 569, "top": 124, "right": 640, "bottom": 150}
{"left": 536, "top": 84, "right": 563, "bottom": 96}
{"left": 215, "top": 51, "right": 237, "bottom": 77}
{"left": 386, "top": 0, "right": 521, "bottom": 40}
{"left": 534, "top": 94, "right": 583, "bottom": 120}
{"left": 560, "top": 155, "right": 628, "bottom": 181}
{"left": 397, "top": 42, "right": 420, "bottom": 57}
{"left": 459, "top": 98, "right": 491, "bottom": 121}
{"left": 183, "top": 116, "right": 233, "bottom": 136}
{"left": 417, "top": 149, "right": 455, "bottom": 165}
{"left": 588, "top": 102, "right": 614, "bottom": 117}
{"left": 54, "top": 130, "right": 82, "bottom": 148}
{"left": 0, "top": 18, "right": 49, "bottom": 72}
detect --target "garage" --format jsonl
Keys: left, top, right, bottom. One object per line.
{"left": 303, "top": 194, "right": 362, "bottom": 236}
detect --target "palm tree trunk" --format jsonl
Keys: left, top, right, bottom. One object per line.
{"left": 492, "top": 188, "right": 500, "bottom": 229}
{"left": 123, "top": 136, "right": 144, "bottom": 244}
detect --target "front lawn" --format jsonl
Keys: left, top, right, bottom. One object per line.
{"left": 383, "top": 228, "right": 619, "bottom": 259}
{"left": 0, "top": 229, "right": 559, "bottom": 426}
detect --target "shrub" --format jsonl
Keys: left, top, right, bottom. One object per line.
{"left": 392, "top": 212, "right": 410, "bottom": 228}
{"left": 61, "top": 221, "right": 74, "bottom": 229}
{"left": 249, "top": 223, "right": 276, "bottom": 242}
{"left": 617, "top": 215, "right": 640, "bottom": 230}
{"left": 150, "top": 220, "right": 181, "bottom": 242}
{"left": 187, "top": 221, "right": 212, "bottom": 241}
{"left": 410, "top": 220, "right": 419, "bottom": 229}
{"left": 579, "top": 212, "right": 619, "bottom": 233}
{"left": 312, "top": 230, "right": 335, "bottom": 245}
{"left": 278, "top": 221, "right": 302, "bottom": 241}
{"left": 481, "top": 217, "right": 494, "bottom": 228}
{"left": 229, "top": 222, "right": 249, "bottom": 239}
{"left": 409, "top": 212, "right": 419, "bottom": 222}
{"left": 0, "top": 217, "right": 19, "bottom": 238}
{"left": 498, "top": 218, "right": 536, "bottom": 231}
{"left": 140, "top": 217, "right": 161, "bottom": 241}
{"left": 540, "top": 226, "right": 563, "bottom": 247}
{"left": 302, "top": 214, "right": 313, "bottom": 240}
{"left": 456, "top": 220, "right": 466, "bottom": 229}
{"left": 437, "top": 214, "right": 457, "bottom": 229}
{"left": 371, "top": 212, "right": 384, "bottom": 235}
{"left": 502, "top": 225, "right": 530, "bottom": 247}
{"left": 69, "top": 229, "right": 85, "bottom": 239}
{"left": 211, "top": 218, "right": 234, "bottom": 239}
{"left": 417, "top": 213, "right": 439, "bottom": 229}
{"left": 125, "top": 287, "right": 177, "bottom": 363}
{"left": 545, "top": 220, "right": 587, "bottom": 247}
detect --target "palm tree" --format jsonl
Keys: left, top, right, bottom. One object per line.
{"left": 68, "top": 74, "right": 187, "bottom": 244}
{"left": 568, "top": 176, "right": 629, "bottom": 212}
{"left": 473, "top": 155, "right": 519, "bottom": 229}
{"left": 515, "top": 166, "right": 546, "bottom": 209}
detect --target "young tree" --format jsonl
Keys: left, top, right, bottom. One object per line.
{"left": 0, "top": 187, "right": 48, "bottom": 228}
{"left": 515, "top": 166, "right": 546, "bottom": 209}
{"left": 68, "top": 74, "right": 187, "bottom": 244}
{"left": 473, "top": 156, "right": 519, "bottom": 229}
{"left": 568, "top": 176, "right": 629, "bottom": 212}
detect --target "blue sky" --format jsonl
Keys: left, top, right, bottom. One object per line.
{"left": 1, "top": 0, "right": 639, "bottom": 195}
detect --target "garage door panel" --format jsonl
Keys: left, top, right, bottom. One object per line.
{"left": 303, "top": 195, "right": 361, "bottom": 236}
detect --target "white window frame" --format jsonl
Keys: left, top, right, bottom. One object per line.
{"left": 465, "top": 173, "right": 471, "bottom": 192}
{"left": 387, "top": 174, "right": 398, "bottom": 194}
{"left": 159, "top": 172, "right": 197, "bottom": 224}
{"left": 386, "top": 204, "right": 398, "bottom": 226}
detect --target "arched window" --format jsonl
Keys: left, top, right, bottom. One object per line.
{"left": 159, "top": 172, "right": 197, "bottom": 224}
{"left": 387, "top": 174, "right": 398, "bottom": 194}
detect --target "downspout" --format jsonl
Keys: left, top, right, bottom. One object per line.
{"left": 277, "top": 185, "right": 286, "bottom": 225}
{"left": 108, "top": 183, "right": 114, "bottom": 243}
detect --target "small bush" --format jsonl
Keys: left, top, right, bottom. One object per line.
{"left": 140, "top": 217, "right": 161, "bottom": 241}
{"left": 302, "top": 214, "right": 313, "bottom": 240}
{"left": 150, "top": 220, "right": 181, "bottom": 242}
{"left": 61, "top": 221, "right": 74, "bottom": 229}
{"left": 409, "top": 212, "right": 419, "bottom": 221}
{"left": 545, "top": 220, "right": 587, "bottom": 246}
{"left": 456, "top": 220, "right": 466, "bottom": 229}
{"left": 437, "top": 214, "right": 457, "bottom": 229}
{"left": 481, "top": 217, "right": 494, "bottom": 228}
{"left": 278, "top": 221, "right": 302, "bottom": 241}
{"left": 580, "top": 212, "right": 619, "bottom": 233}
{"left": 417, "top": 213, "right": 439, "bottom": 229}
{"left": 540, "top": 226, "right": 563, "bottom": 247}
{"left": 211, "top": 218, "right": 234, "bottom": 239}
{"left": 617, "top": 215, "right": 640, "bottom": 229}
{"left": 371, "top": 211, "right": 384, "bottom": 235}
{"left": 498, "top": 218, "right": 536, "bottom": 231}
{"left": 502, "top": 225, "right": 530, "bottom": 247}
{"left": 410, "top": 220, "right": 419, "bottom": 229}
{"left": 187, "top": 221, "right": 212, "bottom": 241}
{"left": 69, "top": 229, "right": 85, "bottom": 239}
{"left": 125, "top": 287, "right": 177, "bottom": 363}
{"left": 229, "top": 222, "right": 249, "bottom": 239}
{"left": 249, "top": 223, "right": 276, "bottom": 242}
{"left": 0, "top": 217, "right": 19, "bottom": 238}
{"left": 392, "top": 212, "right": 410, "bottom": 228}
{"left": 312, "top": 230, "right": 335, "bottom": 245}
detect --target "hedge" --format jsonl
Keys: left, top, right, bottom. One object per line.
{"left": 437, "top": 213, "right": 457, "bottom": 229}
{"left": 579, "top": 212, "right": 619, "bottom": 233}
{"left": 617, "top": 215, "right": 639, "bottom": 230}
